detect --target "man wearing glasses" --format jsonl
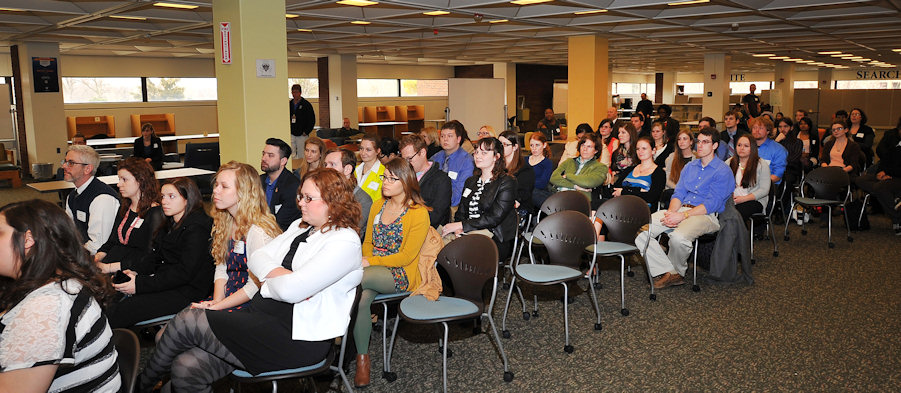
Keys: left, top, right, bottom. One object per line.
{"left": 62, "top": 145, "right": 120, "bottom": 255}
{"left": 399, "top": 134, "right": 451, "bottom": 227}
{"left": 636, "top": 127, "right": 734, "bottom": 289}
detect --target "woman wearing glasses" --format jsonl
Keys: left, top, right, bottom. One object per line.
{"left": 820, "top": 119, "right": 862, "bottom": 176}
{"left": 353, "top": 158, "right": 431, "bottom": 387}
{"left": 499, "top": 130, "right": 535, "bottom": 214}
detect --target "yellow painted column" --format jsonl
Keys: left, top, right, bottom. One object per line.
{"left": 213, "top": 0, "right": 288, "bottom": 165}
{"left": 702, "top": 53, "right": 731, "bottom": 125}
{"left": 567, "top": 35, "right": 609, "bottom": 132}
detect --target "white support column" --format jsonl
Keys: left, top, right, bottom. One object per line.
{"left": 328, "top": 54, "right": 358, "bottom": 127}
{"left": 702, "top": 53, "right": 730, "bottom": 124}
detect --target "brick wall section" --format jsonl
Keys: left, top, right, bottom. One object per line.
{"left": 317, "top": 57, "right": 330, "bottom": 129}
{"left": 515, "top": 63, "right": 567, "bottom": 131}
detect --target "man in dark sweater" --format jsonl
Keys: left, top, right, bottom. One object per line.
{"left": 260, "top": 138, "right": 302, "bottom": 230}
{"left": 636, "top": 93, "right": 654, "bottom": 119}
{"left": 855, "top": 122, "right": 901, "bottom": 235}
{"left": 400, "top": 134, "right": 451, "bottom": 228}
{"left": 63, "top": 145, "right": 120, "bottom": 255}
{"left": 289, "top": 84, "right": 316, "bottom": 159}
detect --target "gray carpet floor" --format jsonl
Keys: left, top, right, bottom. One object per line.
{"left": 3, "top": 182, "right": 899, "bottom": 392}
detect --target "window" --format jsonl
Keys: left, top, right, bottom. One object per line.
{"left": 401, "top": 79, "right": 448, "bottom": 97}
{"left": 147, "top": 78, "right": 217, "bottom": 101}
{"left": 288, "top": 78, "right": 319, "bottom": 98}
{"left": 835, "top": 80, "right": 901, "bottom": 89}
{"left": 358, "top": 79, "right": 399, "bottom": 98}
{"left": 677, "top": 83, "right": 704, "bottom": 95}
{"left": 793, "top": 81, "right": 817, "bottom": 89}
{"left": 62, "top": 77, "right": 142, "bottom": 103}
{"left": 729, "top": 81, "right": 772, "bottom": 95}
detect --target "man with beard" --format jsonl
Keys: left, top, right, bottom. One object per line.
{"left": 260, "top": 138, "right": 302, "bottom": 230}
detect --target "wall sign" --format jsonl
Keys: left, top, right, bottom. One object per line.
{"left": 855, "top": 70, "right": 900, "bottom": 80}
{"left": 32, "top": 57, "right": 59, "bottom": 93}
{"left": 256, "top": 59, "right": 275, "bottom": 78}
{"left": 730, "top": 74, "right": 745, "bottom": 81}
{"left": 220, "top": 22, "right": 232, "bottom": 64}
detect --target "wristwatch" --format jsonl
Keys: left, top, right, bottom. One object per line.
{"left": 683, "top": 211, "right": 690, "bottom": 220}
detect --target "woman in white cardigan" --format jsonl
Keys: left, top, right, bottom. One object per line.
{"left": 726, "top": 134, "right": 771, "bottom": 221}
{"left": 139, "top": 168, "right": 364, "bottom": 393}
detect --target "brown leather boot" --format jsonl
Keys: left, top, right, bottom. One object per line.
{"left": 354, "top": 354, "right": 371, "bottom": 388}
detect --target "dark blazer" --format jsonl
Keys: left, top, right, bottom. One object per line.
{"left": 133, "top": 136, "right": 164, "bottom": 170}
{"left": 261, "top": 169, "right": 302, "bottom": 231}
{"left": 511, "top": 159, "right": 535, "bottom": 214}
{"left": 454, "top": 174, "right": 518, "bottom": 243}
{"left": 419, "top": 163, "right": 452, "bottom": 228}
{"left": 289, "top": 97, "right": 316, "bottom": 136}
{"left": 821, "top": 138, "right": 863, "bottom": 175}
{"left": 850, "top": 124, "right": 876, "bottom": 166}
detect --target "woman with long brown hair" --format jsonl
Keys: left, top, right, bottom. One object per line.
{"left": 528, "top": 132, "right": 554, "bottom": 208}
{"left": 726, "top": 134, "right": 771, "bottom": 220}
{"left": 294, "top": 137, "right": 326, "bottom": 179}
{"left": 665, "top": 129, "right": 695, "bottom": 189}
{"left": 499, "top": 130, "right": 535, "bottom": 213}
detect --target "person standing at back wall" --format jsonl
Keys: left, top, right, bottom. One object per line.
{"left": 289, "top": 84, "right": 316, "bottom": 159}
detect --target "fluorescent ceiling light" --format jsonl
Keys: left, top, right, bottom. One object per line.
{"left": 752, "top": 53, "right": 775, "bottom": 57}
{"left": 423, "top": 11, "right": 450, "bottom": 16}
{"left": 796, "top": 60, "right": 814, "bottom": 63}
{"left": 286, "top": 14, "right": 299, "bottom": 18}
{"left": 297, "top": 28, "right": 312, "bottom": 32}
{"left": 784, "top": 58, "right": 802, "bottom": 61}
{"left": 111, "top": 15, "right": 147, "bottom": 20}
{"left": 0, "top": 7, "right": 24, "bottom": 12}
{"left": 818, "top": 51, "right": 842, "bottom": 55}
{"left": 574, "top": 9, "right": 607, "bottom": 15}
{"left": 667, "top": 0, "right": 710, "bottom": 5}
{"left": 351, "top": 20, "right": 371, "bottom": 25}
{"left": 851, "top": 59, "right": 868, "bottom": 62}
{"left": 893, "top": 49, "right": 901, "bottom": 52}
{"left": 336, "top": 0, "right": 378, "bottom": 6}
{"left": 510, "top": 0, "right": 553, "bottom": 5}
{"left": 832, "top": 54, "right": 852, "bottom": 58}
{"left": 845, "top": 56, "right": 863, "bottom": 59}
{"left": 153, "top": 2, "right": 198, "bottom": 9}
{"left": 769, "top": 56, "right": 789, "bottom": 59}
{"left": 489, "top": 19, "right": 509, "bottom": 23}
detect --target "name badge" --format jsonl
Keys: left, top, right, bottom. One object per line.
{"left": 76, "top": 210, "right": 87, "bottom": 222}
{"left": 274, "top": 204, "right": 282, "bottom": 214}
{"left": 462, "top": 188, "right": 472, "bottom": 197}
{"left": 233, "top": 240, "right": 245, "bottom": 254}
{"left": 291, "top": 115, "right": 297, "bottom": 124}
{"left": 856, "top": 132, "right": 864, "bottom": 138}
{"left": 134, "top": 218, "right": 144, "bottom": 228}
{"left": 153, "top": 143, "right": 158, "bottom": 149}
{"left": 811, "top": 140, "right": 816, "bottom": 145}
{"left": 367, "top": 181, "right": 379, "bottom": 190}
{"left": 448, "top": 171, "right": 458, "bottom": 180}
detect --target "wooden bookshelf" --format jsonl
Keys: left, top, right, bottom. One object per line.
{"left": 66, "top": 116, "right": 116, "bottom": 139}
{"left": 396, "top": 105, "right": 424, "bottom": 133}
{"left": 131, "top": 113, "right": 175, "bottom": 136}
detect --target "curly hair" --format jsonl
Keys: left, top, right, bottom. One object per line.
{"left": 383, "top": 157, "right": 430, "bottom": 210}
{"left": 116, "top": 157, "right": 160, "bottom": 218}
{"left": 0, "top": 200, "right": 114, "bottom": 312}
{"left": 210, "top": 161, "right": 282, "bottom": 265}
{"left": 301, "top": 168, "right": 361, "bottom": 234}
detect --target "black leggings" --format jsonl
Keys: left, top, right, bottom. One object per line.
{"left": 735, "top": 200, "right": 763, "bottom": 222}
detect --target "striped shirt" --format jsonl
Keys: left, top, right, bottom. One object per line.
{"left": 1, "top": 280, "right": 120, "bottom": 392}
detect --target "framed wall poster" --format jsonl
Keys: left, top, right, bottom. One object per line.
{"left": 32, "top": 57, "right": 60, "bottom": 93}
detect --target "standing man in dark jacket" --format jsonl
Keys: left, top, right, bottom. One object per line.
{"left": 400, "top": 134, "right": 452, "bottom": 227}
{"left": 260, "top": 138, "right": 302, "bottom": 230}
{"left": 289, "top": 84, "right": 316, "bottom": 159}
{"left": 636, "top": 93, "right": 654, "bottom": 120}
{"left": 855, "top": 119, "right": 901, "bottom": 235}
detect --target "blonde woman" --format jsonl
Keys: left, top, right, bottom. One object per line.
{"left": 193, "top": 161, "right": 282, "bottom": 311}
{"left": 477, "top": 125, "right": 497, "bottom": 139}
{"left": 355, "top": 135, "right": 386, "bottom": 201}
{"left": 294, "top": 137, "right": 326, "bottom": 179}
{"left": 420, "top": 126, "right": 442, "bottom": 158}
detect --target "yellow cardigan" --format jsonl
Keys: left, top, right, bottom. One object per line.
{"left": 362, "top": 199, "right": 430, "bottom": 292}
{"left": 355, "top": 161, "right": 385, "bottom": 201}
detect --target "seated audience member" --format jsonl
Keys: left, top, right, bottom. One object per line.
{"left": 528, "top": 132, "right": 555, "bottom": 209}
{"left": 96, "top": 158, "right": 164, "bottom": 274}
{"left": 378, "top": 137, "right": 400, "bottom": 164}
{"left": 636, "top": 127, "right": 734, "bottom": 289}
{"left": 552, "top": 133, "right": 608, "bottom": 205}
{"left": 294, "top": 137, "right": 326, "bottom": 179}
{"left": 500, "top": 130, "right": 536, "bottom": 214}
{"left": 717, "top": 110, "right": 747, "bottom": 161}
{"left": 855, "top": 117, "right": 901, "bottom": 235}
{"left": 63, "top": 145, "right": 120, "bottom": 255}
{"left": 72, "top": 133, "right": 87, "bottom": 145}
{"left": 606, "top": 106, "right": 619, "bottom": 122}
{"left": 820, "top": 119, "right": 862, "bottom": 176}
{"left": 133, "top": 123, "right": 164, "bottom": 170}
{"left": 775, "top": 112, "right": 784, "bottom": 122}
{"left": 192, "top": 162, "right": 281, "bottom": 312}
{"left": 335, "top": 117, "right": 362, "bottom": 138}
{"left": 611, "top": 122, "right": 639, "bottom": 181}
{"left": 537, "top": 108, "right": 562, "bottom": 140}
{"left": 106, "top": 177, "right": 214, "bottom": 328}
{"left": 775, "top": 118, "right": 803, "bottom": 193}
{"left": 443, "top": 137, "right": 518, "bottom": 259}
{"left": 665, "top": 129, "right": 696, "bottom": 190}
{"left": 632, "top": 112, "right": 652, "bottom": 139}
{"left": 400, "top": 135, "right": 451, "bottom": 227}
{"left": 477, "top": 125, "right": 497, "bottom": 140}
{"left": 0, "top": 200, "right": 121, "bottom": 392}
{"left": 260, "top": 138, "right": 302, "bottom": 231}
{"left": 139, "top": 169, "right": 363, "bottom": 392}
{"left": 597, "top": 118, "right": 618, "bottom": 167}
{"left": 354, "top": 158, "right": 431, "bottom": 387}
{"left": 355, "top": 135, "right": 386, "bottom": 202}
{"left": 848, "top": 108, "right": 876, "bottom": 167}
{"left": 726, "top": 134, "right": 772, "bottom": 221}
{"left": 420, "top": 126, "right": 443, "bottom": 159}
{"left": 559, "top": 123, "right": 593, "bottom": 165}
{"left": 793, "top": 116, "right": 820, "bottom": 173}
{"left": 651, "top": 121, "right": 674, "bottom": 167}
{"left": 749, "top": 116, "right": 787, "bottom": 185}
{"left": 656, "top": 104, "right": 680, "bottom": 140}
{"left": 431, "top": 120, "right": 475, "bottom": 214}
{"left": 325, "top": 148, "right": 374, "bottom": 237}
{"left": 613, "top": 137, "right": 666, "bottom": 212}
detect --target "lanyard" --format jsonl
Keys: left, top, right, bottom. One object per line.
{"left": 118, "top": 210, "right": 140, "bottom": 245}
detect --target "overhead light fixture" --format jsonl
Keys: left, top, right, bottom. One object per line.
{"left": 574, "top": 9, "right": 608, "bottom": 15}
{"left": 336, "top": 0, "right": 378, "bottom": 6}
{"left": 851, "top": 59, "right": 868, "bottom": 62}
{"left": 110, "top": 15, "right": 147, "bottom": 20}
{"left": 832, "top": 54, "right": 852, "bottom": 58}
{"left": 423, "top": 10, "right": 450, "bottom": 16}
{"left": 488, "top": 19, "right": 509, "bottom": 23}
{"left": 286, "top": 14, "right": 299, "bottom": 18}
{"left": 752, "top": 53, "right": 775, "bottom": 57}
{"left": 153, "top": 2, "right": 199, "bottom": 9}
{"left": 893, "top": 49, "right": 901, "bottom": 52}
{"left": 846, "top": 56, "right": 863, "bottom": 59}
{"left": 818, "top": 51, "right": 842, "bottom": 55}
{"left": 0, "top": 7, "right": 24, "bottom": 12}
{"left": 797, "top": 60, "right": 814, "bottom": 63}
{"left": 667, "top": 0, "right": 710, "bottom": 6}
{"left": 351, "top": 20, "right": 371, "bottom": 25}
{"left": 784, "top": 58, "right": 802, "bottom": 61}
{"left": 769, "top": 56, "right": 789, "bottom": 60}
{"left": 297, "top": 28, "right": 312, "bottom": 32}
{"left": 510, "top": 0, "right": 552, "bottom": 5}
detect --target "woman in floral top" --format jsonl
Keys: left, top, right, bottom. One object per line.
{"left": 354, "top": 157, "right": 431, "bottom": 387}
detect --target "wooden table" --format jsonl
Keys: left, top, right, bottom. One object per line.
{"left": 76, "top": 133, "right": 220, "bottom": 147}
{"left": 27, "top": 167, "right": 215, "bottom": 193}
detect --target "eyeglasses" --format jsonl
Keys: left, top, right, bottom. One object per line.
{"left": 832, "top": 127, "right": 845, "bottom": 131}
{"left": 500, "top": 142, "right": 514, "bottom": 148}
{"left": 402, "top": 150, "right": 420, "bottom": 162}
{"left": 61, "top": 159, "right": 88, "bottom": 167}
{"left": 379, "top": 174, "right": 401, "bottom": 184}
{"left": 296, "top": 194, "right": 323, "bottom": 203}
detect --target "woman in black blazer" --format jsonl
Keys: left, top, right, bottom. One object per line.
{"left": 107, "top": 177, "right": 214, "bottom": 328}
{"left": 499, "top": 130, "right": 535, "bottom": 214}
{"left": 133, "top": 123, "right": 165, "bottom": 170}
{"left": 442, "top": 137, "right": 518, "bottom": 259}
{"left": 821, "top": 119, "right": 863, "bottom": 177}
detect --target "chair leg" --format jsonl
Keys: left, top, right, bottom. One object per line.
{"left": 441, "top": 322, "right": 450, "bottom": 393}
{"left": 387, "top": 316, "right": 401, "bottom": 379}
{"left": 692, "top": 239, "right": 700, "bottom": 292}
{"left": 484, "top": 313, "right": 514, "bottom": 383}
{"left": 768, "top": 216, "right": 778, "bottom": 256}
{"left": 842, "top": 203, "right": 853, "bottom": 242}
{"left": 586, "top": 268, "right": 603, "bottom": 331}
{"left": 643, "top": 251, "right": 657, "bottom": 301}
{"left": 381, "top": 303, "right": 389, "bottom": 374}
{"left": 332, "top": 364, "right": 355, "bottom": 393}
{"left": 858, "top": 194, "right": 870, "bottom": 228}
{"left": 561, "top": 283, "right": 573, "bottom": 353}
{"left": 783, "top": 202, "right": 795, "bottom": 240}
{"left": 501, "top": 277, "right": 516, "bottom": 335}
{"left": 618, "top": 255, "right": 628, "bottom": 316}
{"left": 750, "top": 219, "right": 756, "bottom": 263}
{"left": 827, "top": 206, "right": 834, "bottom": 248}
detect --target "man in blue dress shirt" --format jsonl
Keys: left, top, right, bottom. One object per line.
{"left": 750, "top": 116, "right": 787, "bottom": 185}
{"left": 637, "top": 127, "right": 735, "bottom": 289}
{"left": 429, "top": 120, "right": 474, "bottom": 215}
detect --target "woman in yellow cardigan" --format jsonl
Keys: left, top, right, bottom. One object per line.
{"left": 354, "top": 157, "right": 431, "bottom": 387}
